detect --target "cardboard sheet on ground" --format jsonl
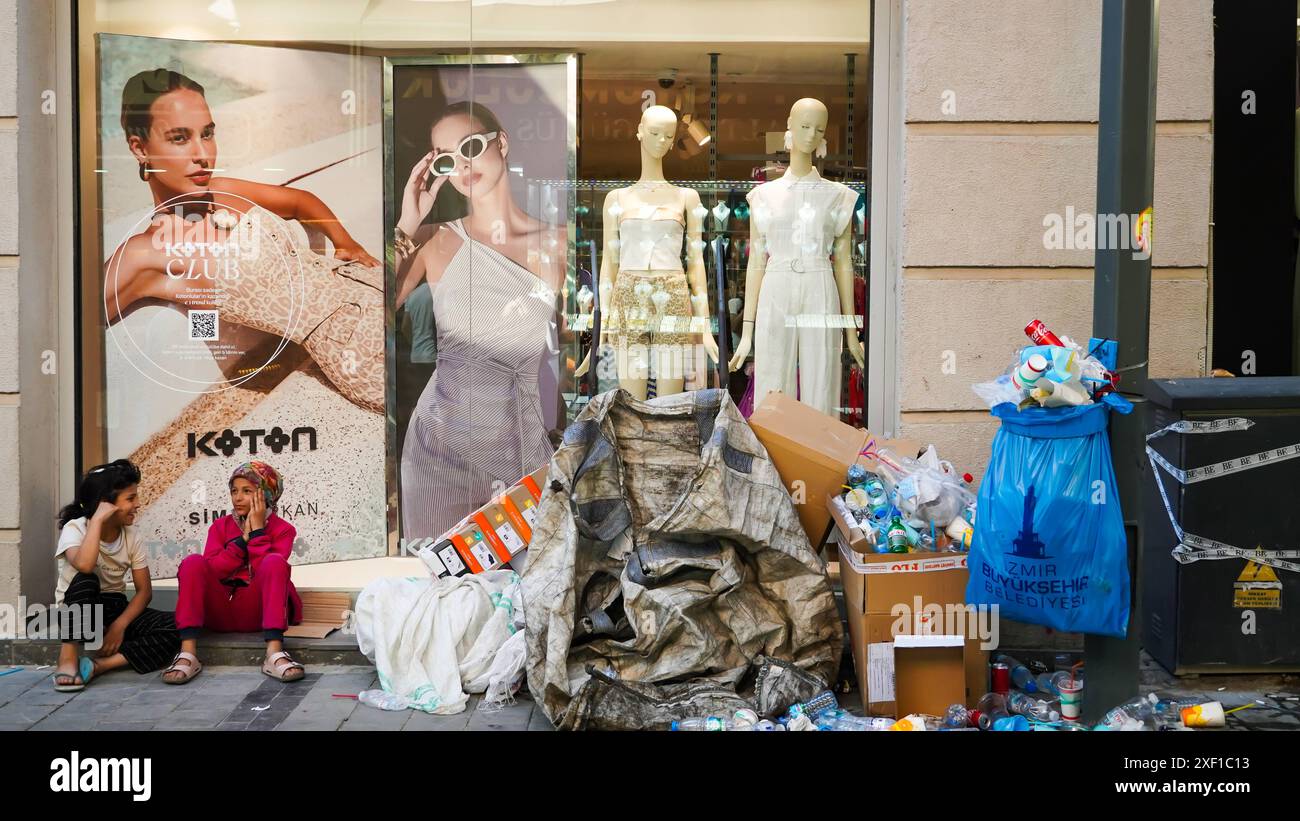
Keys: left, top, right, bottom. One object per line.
{"left": 284, "top": 590, "right": 352, "bottom": 639}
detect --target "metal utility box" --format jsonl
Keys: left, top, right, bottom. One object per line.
{"left": 1143, "top": 377, "right": 1300, "bottom": 674}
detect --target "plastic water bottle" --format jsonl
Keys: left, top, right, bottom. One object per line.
{"left": 993, "top": 653, "right": 1039, "bottom": 693}
{"left": 1100, "top": 693, "right": 1159, "bottom": 730}
{"left": 1009, "top": 692, "right": 1061, "bottom": 722}
{"left": 1034, "top": 672, "right": 1060, "bottom": 695}
{"left": 791, "top": 690, "right": 839, "bottom": 718}
{"left": 357, "top": 689, "right": 411, "bottom": 711}
{"left": 943, "top": 703, "right": 973, "bottom": 729}
{"left": 670, "top": 716, "right": 736, "bottom": 731}
{"left": 815, "top": 709, "right": 876, "bottom": 731}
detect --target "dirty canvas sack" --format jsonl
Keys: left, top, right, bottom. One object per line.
{"left": 965, "top": 402, "right": 1130, "bottom": 638}
{"left": 522, "top": 388, "right": 842, "bottom": 730}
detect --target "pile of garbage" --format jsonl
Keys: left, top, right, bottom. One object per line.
{"left": 972, "top": 319, "right": 1129, "bottom": 412}
{"left": 670, "top": 690, "right": 963, "bottom": 732}
{"left": 956, "top": 653, "right": 1239, "bottom": 731}
{"left": 837, "top": 444, "right": 977, "bottom": 554}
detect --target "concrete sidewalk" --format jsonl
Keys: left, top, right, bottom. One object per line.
{"left": 2, "top": 650, "right": 1298, "bottom": 731}
{"left": 0, "top": 665, "right": 555, "bottom": 732}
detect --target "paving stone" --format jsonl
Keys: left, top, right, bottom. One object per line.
{"left": 527, "top": 708, "right": 556, "bottom": 732}
{"left": 402, "top": 708, "right": 475, "bottom": 731}
{"left": 0, "top": 701, "right": 61, "bottom": 724}
{"left": 274, "top": 715, "right": 347, "bottom": 731}
{"left": 105, "top": 701, "right": 180, "bottom": 722}
{"left": 340, "top": 706, "right": 409, "bottom": 731}
{"left": 29, "top": 710, "right": 100, "bottom": 731}
{"left": 9, "top": 686, "right": 77, "bottom": 707}
{"left": 91, "top": 721, "right": 158, "bottom": 731}
{"left": 466, "top": 700, "right": 533, "bottom": 731}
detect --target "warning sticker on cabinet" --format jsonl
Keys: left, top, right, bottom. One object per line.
{"left": 1234, "top": 560, "right": 1282, "bottom": 610}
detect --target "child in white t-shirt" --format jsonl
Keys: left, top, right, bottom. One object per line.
{"left": 52, "top": 459, "right": 179, "bottom": 691}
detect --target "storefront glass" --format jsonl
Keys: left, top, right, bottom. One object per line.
{"left": 74, "top": 0, "right": 871, "bottom": 573}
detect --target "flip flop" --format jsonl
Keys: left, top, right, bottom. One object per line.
{"left": 52, "top": 657, "right": 93, "bottom": 692}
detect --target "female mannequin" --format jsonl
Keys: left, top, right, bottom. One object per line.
{"left": 728, "top": 98, "right": 864, "bottom": 415}
{"left": 577, "top": 105, "right": 718, "bottom": 398}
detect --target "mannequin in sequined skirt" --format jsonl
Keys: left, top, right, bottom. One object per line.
{"left": 575, "top": 105, "right": 719, "bottom": 399}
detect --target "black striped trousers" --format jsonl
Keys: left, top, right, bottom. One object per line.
{"left": 62, "top": 572, "right": 180, "bottom": 673}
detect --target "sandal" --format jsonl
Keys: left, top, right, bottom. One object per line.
{"left": 162, "top": 652, "right": 203, "bottom": 685}
{"left": 53, "top": 657, "right": 94, "bottom": 692}
{"left": 262, "top": 650, "right": 305, "bottom": 682}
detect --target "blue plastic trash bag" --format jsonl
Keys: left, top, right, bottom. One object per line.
{"left": 965, "top": 402, "right": 1130, "bottom": 638}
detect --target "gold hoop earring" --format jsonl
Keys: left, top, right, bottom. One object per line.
{"left": 138, "top": 162, "right": 148, "bottom": 182}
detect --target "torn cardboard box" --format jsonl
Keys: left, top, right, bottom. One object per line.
{"left": 748, "top": 390, "right": 919, "bottom": 546}
{"left": 838, "top": 540, "right": 988, "bottom": 718}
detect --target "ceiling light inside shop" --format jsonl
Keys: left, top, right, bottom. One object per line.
{"left": 208, "top": 0, "right": 238, "bottom": 25}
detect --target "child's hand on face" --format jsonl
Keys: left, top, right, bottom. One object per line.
{"left": 92, "top": 501, "right": 119, "bottom": 523}
{"left": 247, "top": 489, "right": 268, "bottom": 532}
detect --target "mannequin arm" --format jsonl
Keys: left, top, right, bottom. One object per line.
{"left": 833, "top": 225, "right": 865, "bottom": 368}
{"left": 683, "top": 188, "right": 718, "bottom": 364}
{"left": 727, "top": 220, "right": 767, "bottom": 372}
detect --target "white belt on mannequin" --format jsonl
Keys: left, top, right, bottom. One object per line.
{"left": 764, "top": 256, "right": 833, "bottom": 274}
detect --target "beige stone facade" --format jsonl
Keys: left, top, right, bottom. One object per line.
{"left": 893, "top": 0, "right": 1213, "bottom": 482}
{"left": 1, "top": 0, "right": 19, "bottom": 608}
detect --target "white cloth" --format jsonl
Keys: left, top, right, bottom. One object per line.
{"left": 55, "top": 518, "right": 149, "bottom": 606}
{"left": 355, "top": 569, "right": 526, "bottom": 714}
{"left": 747, "top": 167, "right": 858, "bottom": 415}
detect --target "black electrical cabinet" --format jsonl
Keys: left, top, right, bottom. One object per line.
{"left": 1143, "top": 377, "right": 1300, "bottom": 674}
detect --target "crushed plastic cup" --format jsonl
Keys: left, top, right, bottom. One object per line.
{"left": 1180, "top": 702, "right": 1226, "bottom": 728}
{"left": 1058, "top": 677, "right": 1084, "bottom": 721}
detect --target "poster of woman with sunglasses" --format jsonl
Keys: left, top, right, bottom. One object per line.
{"left": 386, "top": 57, "right": 577, "bottom": 545}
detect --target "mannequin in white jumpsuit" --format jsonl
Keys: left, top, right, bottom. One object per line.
{"left": 729, "top": 98, "right": 864, "bottom": 415}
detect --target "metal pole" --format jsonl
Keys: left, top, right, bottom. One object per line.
{"left": 709, "top": 53, "right": 719, "bottom": 183}
{"left": 844, "top": 52, "right": 856, "bottom": 171}
{"left": 1084, "top": 0, "right": 1158, "bottom": 723}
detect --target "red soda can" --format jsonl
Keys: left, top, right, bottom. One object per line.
{"left": 1025, "top": 319, "right": 1065, "bottom": 347}
{"left": 991, "top": 662, "right": 1011, "bottom": 695}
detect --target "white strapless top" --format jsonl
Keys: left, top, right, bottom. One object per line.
{"left": 618, "top": 204, "right": 685, "bottom": 272}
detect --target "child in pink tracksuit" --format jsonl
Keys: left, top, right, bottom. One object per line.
{"left": 164, "top": 461, "right": 305, "bottom": 684}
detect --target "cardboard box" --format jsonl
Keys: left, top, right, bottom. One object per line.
{"left": 838, "top": 539, "right": 988, "bottom": 717}
{"left": 894, "top": 634, "right": 967, "bottom": 718}
{"left": 417, "top": 466, "right": 548, "bottom": 579}
{"left": 749, "top": 391, "right": 920, "bottom": 545}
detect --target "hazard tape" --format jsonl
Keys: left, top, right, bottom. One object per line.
{"left": 1147, "top": 417, "right": 1300, "bottom": 574}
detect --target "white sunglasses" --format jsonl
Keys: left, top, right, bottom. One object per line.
{"left": 429, "top": 131, "right": 500, "bottom": 178}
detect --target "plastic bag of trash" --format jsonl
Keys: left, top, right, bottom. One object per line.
{"left": 964, "top": 401, "right": 1131, "bottom": 637}
{"left": 874, "top": 446, "right": 975, "bottom": 530}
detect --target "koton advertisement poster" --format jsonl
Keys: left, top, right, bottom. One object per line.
{"left": 96, "top": 34, "right": 387, "bottom": 574}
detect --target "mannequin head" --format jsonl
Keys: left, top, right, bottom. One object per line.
{"left": 636, "top": 105, "right": 678, "bottom": 160}
{"left": 786, "top": 98, "right": 829, "bottom": 157}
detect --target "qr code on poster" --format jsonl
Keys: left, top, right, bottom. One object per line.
{"left": 188, "top": 310, "right": 219, "bottom": 341}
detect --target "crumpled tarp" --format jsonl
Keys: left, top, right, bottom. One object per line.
{"left": 522, "top": 388, "right": 843, "bottom": 730}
